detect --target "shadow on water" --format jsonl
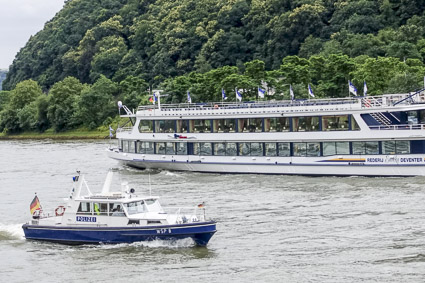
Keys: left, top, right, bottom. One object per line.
{"left": 22, "top": 238, "right": 217, "bottom": 269}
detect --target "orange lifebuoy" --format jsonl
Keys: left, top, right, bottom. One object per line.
{"left": 214, "top": 104, "right": 219, "bottom": 109}
{"left": 55, "top": 206, "right": 66, "bottom": 216}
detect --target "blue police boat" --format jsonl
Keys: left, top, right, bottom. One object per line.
{"left": 22, "top": 171, "right": 216, "bottom": 246}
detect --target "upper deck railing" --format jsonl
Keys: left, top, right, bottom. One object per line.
{"left": 135, "top": 90, "right": 425, "bottom": 113}
{"left": 137, "top": 96, "right": 361, "bottom": 112}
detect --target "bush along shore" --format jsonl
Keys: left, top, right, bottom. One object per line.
{"left": 0, "top": 127, "right": 113, "bottom": 140}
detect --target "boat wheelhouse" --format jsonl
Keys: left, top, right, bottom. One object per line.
{"left": 108, "top": 90, "right": 425, "bottom": 176}
{"left": 22, "top": 171, "right": 216, "bottom": 246}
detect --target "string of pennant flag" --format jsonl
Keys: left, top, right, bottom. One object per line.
{"left": 149, "top": 80, "right": 368, "bottom": 104}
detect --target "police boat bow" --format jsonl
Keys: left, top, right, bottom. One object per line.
{"left": 22, "top": 171, "right": 216, "bottom": 246}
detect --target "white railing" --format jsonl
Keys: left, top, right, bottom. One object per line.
{"left": 165, "top": 206, "right": 206, "bottom": 223}
{"left": 116, "top": 126, "right": 132, "bottom": 133}
{"left": 137, "top": 97, "right": 362, "bottom": 112}
{"left": 369, "top": 124, "right": 425, "bottom": 130}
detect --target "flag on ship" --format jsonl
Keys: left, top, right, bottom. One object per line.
{"left": 349, "top": 80, "right": 358, "bottom": 96}
{"left": 150, "top": 92, "right": 157, "bottom": 104}
{"left": 174, "top": 134, "right": 187, "bottom": 139}
{"left": 308, "top": 84, "right": 315, "bottom": 98}
{"left": 364, "top": 81, "right": 368, "bottom": 96}
{"left": 222, "top": 88, "right": 227, "bottom": 100}
{"left": 290, "top": 85, "right": 295, "bottom": 100}
{"left": 236, "top": 88, "right": 243, "bottom": 102}
{"left": 258, "top": 87, "right": 265, "bottom": 98}
{"left": 187, "top": 91, "right": 192, "bottom": 103}
{"left": 30, "top": 195, "right": 41, "bottom": 215}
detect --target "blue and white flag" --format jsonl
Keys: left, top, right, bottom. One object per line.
{"left": 349, "top": 80, "right": 357, "bottom": 96}
{"left": 151, "top": 91, "right": 157, "bottom": 105}
{"left": 222, "top": 88, "right": 227, "bottom": 100}
{"left": 289, "top": 85, "right": 295, "bottom": 100}
{"left": 363, "top": 81, "right": 368, "bottom": 96}
{"left": 235, "top": 88, "right": 243, "bottom": 102}
{"left": 258, "top": 87, "right": 265, "bottom": 98}
{"left": 308, "top": 84, "right": 315, "bottom": 98}
{"left": 187, "top": 91, "right": 192, "bottom": 103}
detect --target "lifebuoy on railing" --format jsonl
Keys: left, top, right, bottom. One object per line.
{"left": 214, "top": 104, "right": 219, "bottom": 109}
{"left": 55, "top": 206, "right": 66, "bottom": 216}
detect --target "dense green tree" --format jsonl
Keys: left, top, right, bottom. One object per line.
{"left": 0, "top": 80, "right": 43, "bottom": 132}
{"left": 75, "top": 75, "right": 117, "bottom": 129}
{"left": 0, "top": 91, "right": 10, "bottom": 111}
{"left": 47, "top": 77, "right": 86, "bottom": 132}
{"left": 118, "top": 76, "right": 149, "bottom": 110}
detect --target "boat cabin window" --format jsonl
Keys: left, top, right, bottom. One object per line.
{"left": 93, "top": 202, "right": 108, "bottom": 216}
{"left": 77, "top": 202, "right": 92, "bottom": 215}
{"left": 265, "top": 118, "right": 290, "bottom": 132}
{"left": 109, "top": 203, "right": 126, "bottom": 217}
{"left": 155, "top": 142, "right": 175, "bottom": 155}
{"left": 189, "top": 119, "right": 211, "bottom": 133}
{"left": 238, "top": 118, "right": 262, "bottom": 133}
{"left": 144, "top": 199, "right": 162, "bottom": 212}
{"left": 265, "top": 143, "right": 277, "bottom": 156}
{"left": 138, "top": 120, "right": 153, "bottom": 133}
{"left": 239, "top": 142, "right": 264, "bottom": 156}
{"left": 292, "top": 117, "right": 319, "bottom": 132}
{"left": 137, "top": 141, "right": 154, "bottom": 154}
{"left": 213, "top": 119, "right": 236, "bottom": 133}
{"left": 194, "top": 142, "right": 212, "bottom": 155}
{"left": 323, "top": 142, "right": 350, "bottom": 156}
{"left": 323, "top": 115, "right": 349, "bottom": 131}
{"left": 177, "top": 120, "right": 188, "bottom": 133}
{"left": 293, "top": 142, "right": 320, "bottom": 157}
{"left": 352, "top": 141, "right": 379, "bottom": 155}
{"left": 382, "top": 140, "right": 410, "bottom": 154}
{"left": 155, "top": 120, "right": 175, "bottom": 133}
{"left": 277, "top": 142, "right": 290, "bottom": 157}
{"left": 124, "top": 201, "right": 146, "bottom": 215}
{"left": 176, "top": 142, "right": 187, "bottom": 155}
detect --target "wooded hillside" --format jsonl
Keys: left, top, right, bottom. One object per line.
{"left": 4, "top": 0, "right": 425, "bottom": 91}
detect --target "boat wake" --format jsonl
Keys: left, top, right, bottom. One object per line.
{"left": 0, "top": 223, "right": 25, "bottom": 240}
{"left": 97, "top": 238, "right": 196, "bottom": 250}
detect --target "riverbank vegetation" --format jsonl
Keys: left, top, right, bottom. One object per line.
{"left": 2, "top": 0, "right": 425, "bottom": 136}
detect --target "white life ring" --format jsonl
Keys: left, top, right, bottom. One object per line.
{"left": 55, "top": 206, "right": 66, "bottom": 216}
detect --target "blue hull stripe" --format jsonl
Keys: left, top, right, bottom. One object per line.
{"left": 22, "top": 221, "right": 216, "bottom": 246}
{"left": 126, "top": 159, "right": 425, "bottom": 167}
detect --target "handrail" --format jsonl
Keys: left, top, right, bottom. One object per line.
{"left": 369, "top": 124, "right": 425, "bottom": 130}
{"left": 393, "top": 88, "right": 425, "bottom": 106}
{"left": 137, "top": 97, "right": 362, "bottom": 112}
{"left": 116, "top": 126, "right": 132, "bottom": 132}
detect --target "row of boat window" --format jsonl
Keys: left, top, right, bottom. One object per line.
{"left": 76, "top": 200, "right": 159, "bottom": 216}
{"left": 138, "top": 115, "right": 360, "bottom": 133}
{"left": 121, "top": 140, "right": 410, "bottom": 156}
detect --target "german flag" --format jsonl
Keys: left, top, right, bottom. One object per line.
{"left": 30, "top": 195, "right": 41, "bottom": 215}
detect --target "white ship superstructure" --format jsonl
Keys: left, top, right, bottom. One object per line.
{"left": 108, "top": 90, "right": 425, "bottom": 176}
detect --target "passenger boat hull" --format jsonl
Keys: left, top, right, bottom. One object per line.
{"left": 22, "top": 221, "right": 216, "bottom": 246}
{"left": 109, "top": 151, "right": 425, "bottom": 176}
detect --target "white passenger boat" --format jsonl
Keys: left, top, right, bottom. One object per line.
{"left": 108, "top": 90, "right": 425, "bottom": 176}
{"left": 22, "top": 171, "right": 216, "bottom": 246}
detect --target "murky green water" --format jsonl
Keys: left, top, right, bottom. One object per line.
{"left": 1, "top": 140, "right": 425, "bottom": 282}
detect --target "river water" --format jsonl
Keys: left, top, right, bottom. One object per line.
{"left": 1, "top": 140, "right": 425, "bottom": 282}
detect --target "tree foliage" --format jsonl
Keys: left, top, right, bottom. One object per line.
{"left": 3, "top": 0, "right": 425, "bottom": 91}
{"left": 3, "top": 0, "right": 425, "bottom": 133}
